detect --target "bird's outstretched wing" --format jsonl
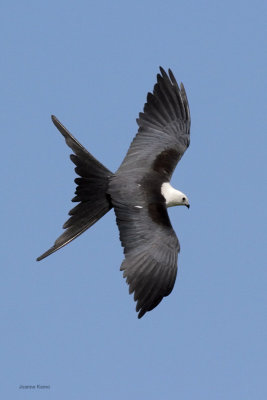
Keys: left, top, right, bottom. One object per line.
{"left": 117, "top": 66, "right": 190, "bottom": 181}
{"left": 109, "top": 67, "right": 190, "bottom": 317}
{"left": 110, "top": 182, "right": 180, "bottom": 318}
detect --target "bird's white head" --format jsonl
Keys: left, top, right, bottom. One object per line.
{"left": 161, "top": 182, "right": 190, "bottom": 208}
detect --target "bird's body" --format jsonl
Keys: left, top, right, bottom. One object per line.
{"left": 37, "top": 67, "right": 191, "bottom": 318}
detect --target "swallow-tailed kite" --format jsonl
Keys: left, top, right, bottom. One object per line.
{"left": 37, "top": 67, "right": 191, "bottom": 318}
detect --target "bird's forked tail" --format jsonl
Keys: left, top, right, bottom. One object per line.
{"left": 37, "top": 115, "right": 113, "bottom": 261}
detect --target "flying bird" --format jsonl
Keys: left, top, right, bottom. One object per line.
{"left": 37, "top": 67, "right": 191, "bottom": 318}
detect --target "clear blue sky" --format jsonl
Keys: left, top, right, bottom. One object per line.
{"left": 1, "top": 1, "right": 266, "bottom": 399}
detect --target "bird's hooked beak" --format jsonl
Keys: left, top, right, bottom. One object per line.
{"left": 186, "top": 204, "right": 190, "bottom": 209}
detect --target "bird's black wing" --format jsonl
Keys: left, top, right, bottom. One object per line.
{"left": 109, "top": 67, "right": 190, "bottom": 317}
{"left": 117, "top": 67, "right": 191, "bottom": 182}
{"left": 109, "top": 181, "right": 180, "bottom": 318}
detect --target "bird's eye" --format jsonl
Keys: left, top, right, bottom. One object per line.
{"left": 182, "top": 197, "right": 185, "bottom": 201}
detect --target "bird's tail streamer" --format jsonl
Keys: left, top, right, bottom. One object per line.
{"left": 37, "top": 116, "right": 113, "bottom": 261}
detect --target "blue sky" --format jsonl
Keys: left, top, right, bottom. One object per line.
{"left": 1, "top": 0, "right": 266, "bottom": 399}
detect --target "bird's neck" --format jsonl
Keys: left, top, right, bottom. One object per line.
{"left": 161, "top": 182, "right": 185, "bottom": 207}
